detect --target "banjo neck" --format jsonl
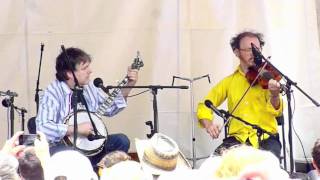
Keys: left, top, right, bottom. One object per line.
{"left": 96, "top": 52, "right": 143, "bottom": 118}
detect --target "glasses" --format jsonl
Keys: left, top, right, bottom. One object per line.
{"left": 239, "top": 47, "right": 262, "bottom": 53}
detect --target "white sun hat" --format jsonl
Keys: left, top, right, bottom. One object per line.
{"left": 45, "top": 150, "right": 98, "bottom": 180}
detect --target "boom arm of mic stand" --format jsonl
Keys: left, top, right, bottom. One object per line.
{"left": 105, "top": 85, "right": 189, "bottom": 90}
{"left": 256, "top": 48, "right": 319, "bottom": 106}
{"left": 219, "top": 110, "right": 273, "bottom": 137}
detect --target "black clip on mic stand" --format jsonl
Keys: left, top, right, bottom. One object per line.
{"left": 20, "top": 107, "right": 27, "bottom": 132}
{"left": 252, "top": 44, "right": 320, "bottom": 174}
{"left": 104, "top": 85, "right": 189, "bottom": 138}
{"left": 172, "top": 74, "right": 211, "bottom": 168}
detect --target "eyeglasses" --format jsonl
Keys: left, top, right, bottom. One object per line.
{"left": 239, "top": 47, "right": 262, "bottom": 53}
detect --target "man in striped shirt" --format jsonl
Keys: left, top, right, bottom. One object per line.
{"left": 36, "top": 47, "right": 138, "bottom": 169}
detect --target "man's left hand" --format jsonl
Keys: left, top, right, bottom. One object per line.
{"left": 127, "top": 67, "right": 138, "bottom": 85}
{"left": 268, "top": 79, "right": 281, "bottom": 96}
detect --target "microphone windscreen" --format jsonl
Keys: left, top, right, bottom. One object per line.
{"left": 2, "top": 99, "right": 9, "bottom": 107}
{"left": 204, "top": 100, "right": 213, "bottom": 108}
{"left": 93, "top": 78, "right": 103, "bottom": 87}
{"left": 251, "top": 43, "right": 262, "bottom": 66}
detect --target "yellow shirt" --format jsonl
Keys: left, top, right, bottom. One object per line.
{"left": 197, "top": 66, "right": 283, "bottom": 148}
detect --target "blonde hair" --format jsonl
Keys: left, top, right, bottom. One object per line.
{"left": 214, "top": 145, "right": 279, "bottom": 178}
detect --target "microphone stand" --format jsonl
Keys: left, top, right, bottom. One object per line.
{"left": 61, "top": 45, "right": 80, "bottom": 150}
{"left": 253, "top": 44, "right": 320, "bottom": 174}
{"left": 27, "top": 43, "right": 44, "bottom": 134}
{"left": 2, "top": 97, "right": 15, "bottom": 138}
{"left": 104, "top": 85, "right": 189, "bottom": 138}
{"left": 6, "top": 102, "right": 28, "bottom": 131}
{"left": 9, "top": 97, "right": 14, "bottom": 137}
{"left": 213, "top": 107, "right": 274, "bottom": 146}
{"left": 78, "top": 89, "right": 102, "bottom": 141}
{"left": 35, "top": 43, "right": 44, "bottom": 112}
{"left": 171, "top": 74, "right": 211, "bottom": 168}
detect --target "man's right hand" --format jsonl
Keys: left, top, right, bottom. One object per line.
{"left": 200, "top": 119, "right": 221, "bottom": 139}
{"left": 67, "top": 122, "right": 93, "bottom": 136}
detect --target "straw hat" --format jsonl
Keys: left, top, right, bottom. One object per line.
{"left": 135, "top": 133, "right": 191, "bottom": 176}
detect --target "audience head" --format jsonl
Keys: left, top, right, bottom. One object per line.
{"left": 97, "top": 150, "right": 131, "bottom": 176}
{"left": 45, "top": 150, "right": 98, "bottom": 180}
{"left": 312, "top": 138, "right": 320, "bottom": 173}
{"left": 100, "top": 160, "right": 151, "bottom": 180}
{"left": 213, "top": 145, "right": 289, "bottom": 179}
{"left": 158, "top": 168, "right": 205, "bottom": 180}
{"left": 18, "top": 147, "right": 44, "bottom": 180}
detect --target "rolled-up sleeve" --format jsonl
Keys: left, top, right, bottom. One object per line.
{"left": 93, "top": 83, "right": 127, "bottom": 117}
{"left": 36, "top": 94, "right": 68, "bottom": 142}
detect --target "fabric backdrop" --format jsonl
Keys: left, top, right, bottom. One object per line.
{"left": 0, "top": 0, "right": 319, "bottom": 169}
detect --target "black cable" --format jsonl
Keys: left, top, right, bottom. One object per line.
{"left": 127, "top": 89, "right": 150, "bottom": 98}
{"left": 290, "top": 91, "right": 311, "bottom": 172}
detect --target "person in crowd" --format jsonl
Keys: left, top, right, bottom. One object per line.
{"left": 213, "top": 145, "right": 289, "bottom": 179}
{"left": 0, "top": 131, "right": 23, "bottom": 180}
{"left": 18, "top": 149, "right": 44, "bottom": 180}
{"left": 309, "top": 138, "right": 320, "bottom": 179}
{"left": 97, "top": 150, "right": 132, "bottom": 176}
{"left": 45, "top": 150, "right": 98, "bottom": 180}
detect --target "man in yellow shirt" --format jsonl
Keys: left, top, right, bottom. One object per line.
{"left": 197, "top": 31, "right": 283, "bottom": 158}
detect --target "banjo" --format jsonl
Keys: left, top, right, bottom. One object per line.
{"left": 64, "top": 52, "right": 144, "bottom": 156}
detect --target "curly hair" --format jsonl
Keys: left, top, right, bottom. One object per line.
{"left": 230, "top": 31, "right": 265, "bottom": 51}
{"left": 55, "top": 47, "right": 91, "bottom": 81}
{"left": 312, "top": 139, "right": 320, "bottom": 169}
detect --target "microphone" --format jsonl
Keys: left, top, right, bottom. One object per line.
{"left": 204, "top": 100, "right": 224, "bottom": 118}
{"left": 87, "top": 133, "right": 105, "bottom": 141}
{"left": 2, "top": 98, "right": 12, "bottom": 107}
{"left": 93, "top": 78, "right": 109, "bottom": 94}
{"left": 251, "top": 43, "right": 263, "bottom": 67}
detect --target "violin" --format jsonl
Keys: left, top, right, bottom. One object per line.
{"left": 245, "top": 62, "right": 282, "bottom": 89}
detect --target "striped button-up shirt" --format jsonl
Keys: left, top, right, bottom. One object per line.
{"left": 36, "top": 80, "right": 126, "bottom": 143}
